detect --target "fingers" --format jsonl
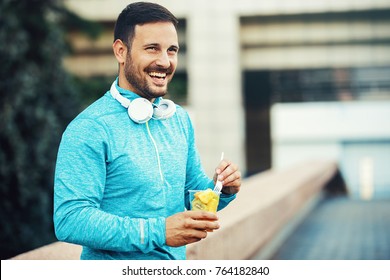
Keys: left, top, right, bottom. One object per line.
{"left": 184, "top": 229, "right": 208, "bottom": 244}
{"left": 192, "top": 218, "right": 220, "bottom": 231}
{"left": 222, "top": 170, "right": 241, "bottom": 186}
{"left": 215, "top": 159, "right": 241, "bottom": 186}
{"left": 185, "top": 211, "right": 220, "bottom": 231}
{"left": 213, "top": 158, "right": 241, "bottom": 195}
{"left": 165, "top": 211, "right": 220, "bottom": 247}
{"left": 186, "top": 212, "right": 220, "bottom": 240}
{"left": 186, "top": 210, "right": 218, "bottom": 221}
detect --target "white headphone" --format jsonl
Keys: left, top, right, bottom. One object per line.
{"left": 110, "top": 81, "right": 176, "bottom": 124}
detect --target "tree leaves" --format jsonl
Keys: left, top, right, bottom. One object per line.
{"left": 0, "top": 0, "right": 90, "bottom": 259}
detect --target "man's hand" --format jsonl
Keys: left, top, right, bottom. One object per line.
{"left": 214, "top": 158, "right": 241, "bottom": 195}
{"left": 165, "top": 211, "right": 220, "bottom": 247}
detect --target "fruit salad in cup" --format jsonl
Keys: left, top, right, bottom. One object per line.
{"left": 190, "top": 188, "right": 220, "bottom": 213}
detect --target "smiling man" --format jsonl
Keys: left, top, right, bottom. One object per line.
{"left": 116, "top": 21, "right": 178, "bottom": 100}
{"left": 53, "top": 2, "right": 241, "bottom": 260}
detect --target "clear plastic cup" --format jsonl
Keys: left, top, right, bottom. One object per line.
{"left": 189, "top": 189, "right": 220, "bottom": 213}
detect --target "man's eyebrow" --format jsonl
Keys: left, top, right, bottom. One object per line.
{"left": 143, "top": 43, "right": 160, "bottom": 48}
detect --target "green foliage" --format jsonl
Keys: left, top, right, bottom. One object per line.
{"left": 72, "top": 75, "right": 117, "bottom": 108}
{"left": 167, "top": 72, "right": 188, "bottom": 105}
{"left": 0, "top": 0, "right": 95, "bottom": 259}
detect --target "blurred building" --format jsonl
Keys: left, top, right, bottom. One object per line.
{"left": 64, "top": 0, "right": 390, "bottom": 198}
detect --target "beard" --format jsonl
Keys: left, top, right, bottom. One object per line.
{"left": 124, "top": 52, "right": 174, "bottom": 100}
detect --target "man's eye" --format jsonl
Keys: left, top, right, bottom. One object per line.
{"left": 168, "top": 48, "right": 178, "bottom": 54}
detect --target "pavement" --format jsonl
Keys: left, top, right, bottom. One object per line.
{"left": 272, "top": 195, "right": 390, "bottom": 260}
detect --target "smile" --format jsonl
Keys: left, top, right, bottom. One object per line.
{"left": 149, "top": 72, "right": 167, "bottom": 79}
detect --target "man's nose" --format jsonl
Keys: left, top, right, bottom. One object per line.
{"left": 156, "top": 52, "right": 170, "bottom": 68}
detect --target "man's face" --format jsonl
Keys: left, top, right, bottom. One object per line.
{"left": 124, "top": 21, "right": 179, "bottom": 100}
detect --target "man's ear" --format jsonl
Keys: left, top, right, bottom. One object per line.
{"left": 113, "top": 39, "right": 127, "bottom": 64}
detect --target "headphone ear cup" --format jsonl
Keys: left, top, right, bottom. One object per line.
{"left": 127, "top": 98, "right": 154, "bottom": 124}
{"left": 153, "top": 99, "right": 176, "bottom": 120}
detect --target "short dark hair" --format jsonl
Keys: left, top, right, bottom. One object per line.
{"left": 114, "top": 2, "right": 179, "bottom": 47}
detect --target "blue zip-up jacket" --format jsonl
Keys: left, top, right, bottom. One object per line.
{"left": 53, "top": 80, "right": 236, "bottom": 260}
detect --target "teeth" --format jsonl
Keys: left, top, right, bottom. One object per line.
{"left": 149, "top": 72, "right": 166, "bottom": 78}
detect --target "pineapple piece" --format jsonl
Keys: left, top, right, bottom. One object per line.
{"left": 191, "top": 198, "right": 207, "bottom": 211}
{"left": 197, "top": 188, "right": 215, "bottom": 204}
{"left": 191, "top": 188, "right": 220, "bottom": 213}
{"left": 207, "top": 197, "right": 219, "bottom": 213}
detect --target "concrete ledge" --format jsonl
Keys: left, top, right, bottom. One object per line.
{"left": 186, "top": 160, "right": 340, "bottom": 259}
{"left": 11, "top": 241, "right": 81, "bottom": 260}
{"left": 10, "top": 160, "right": 340, "bottom": 260}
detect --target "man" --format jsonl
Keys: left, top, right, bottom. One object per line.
{"left": 54, "top": 2, "right": 241, "bottom": 260}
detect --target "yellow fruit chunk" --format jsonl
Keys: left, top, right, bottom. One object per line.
{"left": 207, "top": 198, "right": 219, "bottom": 213}
{"left": 197, "top": 188, "right": 215, "bottom": 204}
{"left": 191, "top": 198, "right": 207, "bottom": 211}
{"left": 191, "top": 188, "right": 220, "bottom": 213}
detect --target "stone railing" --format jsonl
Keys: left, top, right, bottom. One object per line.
{"left": 11, "top": 160, "right": 344, "bottom": 260}
{"left": 186, "top": 160, "right": 345, "bottom": 259}
{"left": 11, "top": 241, "right": 81, "bottom": 260}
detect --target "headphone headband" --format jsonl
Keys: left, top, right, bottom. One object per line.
{"left": 110, "top": 82, "right": 130, "bottom": 108}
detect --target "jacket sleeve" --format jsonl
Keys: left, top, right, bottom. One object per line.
{"left": 182, "top": 112, "right": 236, "bottom": 211}
{"left": 53, "top": 118, "right": 165, "bottom": 253}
